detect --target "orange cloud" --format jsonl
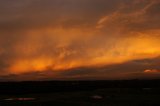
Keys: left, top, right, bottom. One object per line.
{"left": 0, "top": 0, "right": 160, "bottom": 80}
{"left": 144, "top": 69, "right": 160, "bottom": 73}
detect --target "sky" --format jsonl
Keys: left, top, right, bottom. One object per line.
{"left": 0, "top": 0, "right": 160, "bottom": 81}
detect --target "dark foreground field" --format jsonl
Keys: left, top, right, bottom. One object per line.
{"left": 0, "top": 80, "right": 160, "bottom": 106}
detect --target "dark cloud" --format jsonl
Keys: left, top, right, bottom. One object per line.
{"left": 96, "top": 0, "right": 160, "bottom": 34}
{"left": 58, "top": 56, "right": 160, "bottom": 80}
{"left": 0, "top": 0, "right": 121, "bottom": 31}
{"left": 0, "top": 0, "right": 159, "bottom": 32}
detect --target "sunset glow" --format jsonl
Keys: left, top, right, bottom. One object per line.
{"left": 0, "top": 0, "right": 160, "bottom": 80}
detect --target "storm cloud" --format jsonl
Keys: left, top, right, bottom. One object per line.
{"left": 0, "top": 0, "right": 160, "bottom": 80}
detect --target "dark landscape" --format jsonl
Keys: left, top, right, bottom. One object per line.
{"left": 0, "top": 79, "right": 160, "bottom": 106}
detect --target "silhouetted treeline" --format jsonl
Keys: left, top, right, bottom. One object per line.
{"left": 0, "top": 79, "right": 160, "bottom": 95}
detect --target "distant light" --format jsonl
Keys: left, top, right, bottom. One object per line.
{"left": 4, "top": 98, "right": 35, "bottom": 101}
{"left": 91, "top": 95, "right": 103, "bottom": 100}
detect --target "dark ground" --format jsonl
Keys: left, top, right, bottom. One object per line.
{"left": 0, "top": 80, "right": 160, "bottom": 106}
